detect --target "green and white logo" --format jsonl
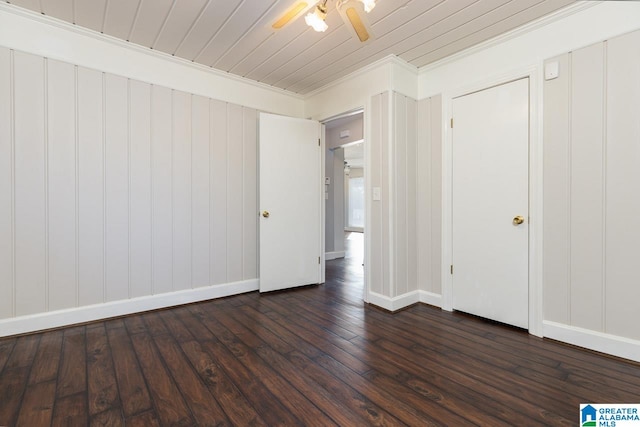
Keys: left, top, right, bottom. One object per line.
{"left": 581, "top": 404, "right": 640, "bottom": 427}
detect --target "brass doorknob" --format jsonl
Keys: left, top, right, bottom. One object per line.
{"left": 262, "top": 211, "right": 270, "bottom": 218}
{"left": 513, "top": 215, "right": 524, "bottom": 225}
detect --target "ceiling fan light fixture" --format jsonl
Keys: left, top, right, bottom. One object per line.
{"left": 305, "top": 3, "right": 328, "bottom": 32}
{"left": 272, "top": 2, "right": 309, "bottom": 29}
{"left": 360, "top": 0, "right": 376, "bottom": 13}
{"left": 346, "top": 7, "right": 369, "bottom": 42}
{"left": 337, "top": 0, "right": 374, "bottom": 43}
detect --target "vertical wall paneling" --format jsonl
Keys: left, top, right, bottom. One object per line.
{"left": 416, "top": 98, "right": 432, "bottom": 295}
{"left": 172, "top": 90, "right": 193, "bottom": 291}
{"left": 104, "top": 73, "right": 130, "bottom": 302}
{"left": 429, "top": 95, "right": 443, "bottom": 296}
{"left": 243, "top": 108, "right": 258, "bottom": 280}
{"left": 380, "top": 93, "right": 390, "bottom": 297}
{"left": 570, "top": 44, "right": 604, "bottom": 332}
{"left": 391, "top": 92, "right": 419, "bottom": 297}
{"left": 77, "top": 67, "right": 104, "bottom": 306}
{"left": 406, "top": 97, "right": 418, "bottom": 295}
{"left": 151, "top": 85, "right": 173, "bottom": 294}
{"left": 2, "top": 49, "right": 264, "bottom": 328}
{"left": 0, "top": 48, "right": 13, "bottom": 318}
{"left": 605, "top": 30, "right": 640, "bottom": 341}
{"left": 129, "top": 80, "right": 152, "bottom": 298}
{"left": 369, "top": 94, "right": 383, "bottom": 295}
{"left": 13, "top": 51, "right": 46, "bottom": 316}
{"left": 191, "top": 95, "right": 211, "bottom": 288}
{"left": 393, "top": 94, "right": 408, "bottom": 297}
{"left": 543, "top": 29, "right": 640, "bottom": 344}
{"left": 226, "top": 104, "right": 244, "bottom": 283}
{"left": 210, "top": 100, "right": 228, "bottom": 285}
{"left": 542, "top": 54, "right": 571, "bottom": 324}
{"left": 47, "top": 59, "right": 78, "bottom": 311}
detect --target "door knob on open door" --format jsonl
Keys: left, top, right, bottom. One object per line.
{"left": 513, "top": 215, "right": 525, "bottom": 225}
{"left": 262, "top": 211, "right": 270, "bottom": 218}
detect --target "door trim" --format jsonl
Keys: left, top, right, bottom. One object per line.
{"left": 440, "top": 65, "right": 543, "bottom": 337}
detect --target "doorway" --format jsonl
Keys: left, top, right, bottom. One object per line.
{"left": 451, "top": 78, "right": 530, "bottom": 329}
{"left": 323, "top": 111, "right": 365, "bottom": 287}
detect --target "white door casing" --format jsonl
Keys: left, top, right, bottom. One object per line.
{"left": 451, "top": 78, "right": 529, "bottom": 329}
{"left": 259, "top": 113, "right": 322, "bottom": 292}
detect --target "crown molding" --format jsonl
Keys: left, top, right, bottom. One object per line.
{"left": 0, "top": 2, "right": 305, "bottom": 101}
{"left": 303, "top": 54, "right": 418, "bottom": 99}
{"left": 417, "top": 1, "right": 598, "bottom": 76}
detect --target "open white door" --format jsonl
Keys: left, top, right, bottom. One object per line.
{"left": 452, "top": 78, "right": 529, "bottom": 329}
{"left": 259, "top": 113, "right": 322, "bottom": 292}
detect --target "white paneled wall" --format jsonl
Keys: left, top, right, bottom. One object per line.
{"left": 0, "top": 47, "right": 258, "bottom": 326}
{"left": 393, "top": 93, "right": 418, "bottom": 297}
{"left": 369, "top": 92, "right": 390, "bottom": 297}
{"left": 369, "top": 91, "right": 442, "bottom": 306}
{"left": 543, "top": 29, "right": 640, "bottom": 342}
{"left": 417, "top": 96, "right": 442, "bottom": 299}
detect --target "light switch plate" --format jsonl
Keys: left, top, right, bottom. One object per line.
{"left": 373, "top": 187, "right": 381, "bottom": 201}
{"left": 545, "top": 61, "right": 559, "bottom": 80}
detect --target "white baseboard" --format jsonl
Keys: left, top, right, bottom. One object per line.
{"left": 368, "top": 290, "right": 420, "bottom": 311}
{"left": 543, "top": 320, "right": 640, "bottom": 363}
{"left": 368, "top": 289, "right": 443, "bottom": 312}
{"left": 418, "top": 290, "right": 442, "bottom": 307}
{"left": 0, "top": 279, "right": 259, "bottom": 337}
{"left": 325, "top": 251, "right": 346, "bottom": 260}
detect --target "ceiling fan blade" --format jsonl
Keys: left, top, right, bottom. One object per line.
{"left": 272, "top": 1, "right": 313, "bottom": 30}
{"left": 337, "top": 0, "right": 374, "bottom": 43}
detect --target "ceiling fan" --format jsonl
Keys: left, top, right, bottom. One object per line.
{"left": 271, "top": 0, "right": 376, "bottom": 43}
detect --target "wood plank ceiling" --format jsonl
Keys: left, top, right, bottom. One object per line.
{"left": 6, "top": 0, "right": 576, "bottom": 94}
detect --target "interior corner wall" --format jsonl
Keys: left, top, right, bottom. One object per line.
{"left": 543, "top": 30, "right": 640, "bottom": 348}
{"left": 417, "top": 95, "right": 442, "bottom": 301}
{"left": 0, "top": 47, "right": 260, "bottom": 336}
{"left": 370, "top": 90, "right": 436, "bottom": 308}
{"left": 392, "top": 93, "right": 418, "bottom": 297}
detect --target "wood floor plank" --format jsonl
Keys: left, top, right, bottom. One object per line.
{"left": 106, "top": 325, "right": 152, "bottom": 417}
{"left": 314, "top": 352, "right": 441, "bottom": 426}
{"left": 142, "top": 312, "right": 169, "bottom": 336}
{"left": 126, "top": 410, "right": 161, "bottom": 427}
{"left": 89, "top": 407, "right": 125, "bottom": 427}
{"left": 286, "top": 349, "right": 405, "bottom": 426}
{"left": 213, "top": 311, "right": 337, "bottom": 426}
{"left": 56, "top": 327, "right": 87, "bottom": 398}
{"left": 15, "top": 380, "right": 56, "bottom": 426}
{"left": 173, "top": 306, "right": 216, "bottom": 340}
{"left": 5, "top": 334, "right": 40, "bottom": 370}
{"left": 86, "top": 324, "right": 120, "bottom": 416}
{"left": 398, "top": 307, "right": 640, "bottom": 401}
{"left": 180, "top": 339, "right": 268, "bottom": 426}
{"left": 152, "top": 333, "right": 231, "bottom": 425}
{"left": 158, "top": 310, "right": 195, "bottom": 343}
{"left": 0, "top": 367, "right": 30, "bottom": 426}
{"left": 254, "top": 343, "right": 368, "bottom": 426}
{"left": 0, "top": 335, "right": 40, "bottom": 426}
{"left": 129, "top": 332, "right": 194, "bottom": 426}
{"left": 202, "top": 340, "right": 303, "bottom": 426}
{"left": 51, "top": 392, "right": 88, "bottom": 427}
{"left": 28, "top": 330, "right": 63, "bottom": 385}
{"left": 0, "top": 337, "right": 16, "bottom": 374}
{"left": 123, "top": 315, "right": 147, "bottom": 336}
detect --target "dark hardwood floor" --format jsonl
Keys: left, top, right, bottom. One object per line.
{"left": 2, "top": 232, "right": 640, "bottom": 426}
